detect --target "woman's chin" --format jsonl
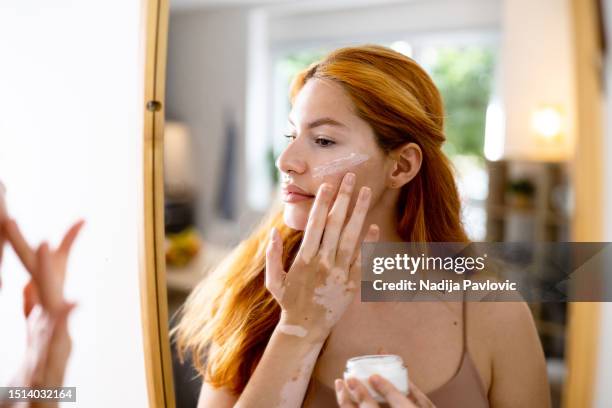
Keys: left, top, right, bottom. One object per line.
{"left": 283, "top": 206, "right": 308, "bottom": 231}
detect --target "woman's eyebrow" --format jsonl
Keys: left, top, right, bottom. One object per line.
{"left": 288, "top": 117, "right": 348, "bottom": 129}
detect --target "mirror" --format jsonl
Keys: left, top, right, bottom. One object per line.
{"left": 142, "top": 0, "right": 608, "bottom": 407}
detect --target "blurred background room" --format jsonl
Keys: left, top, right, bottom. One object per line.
{"left": 159, "top": 0, "right": 611, "bottom": 407}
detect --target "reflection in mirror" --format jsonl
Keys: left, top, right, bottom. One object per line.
{"left": 157, "top": 1, "right": 597, "bottom": 407}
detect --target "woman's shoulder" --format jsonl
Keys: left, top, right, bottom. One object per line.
{"left": 468, "top": 301, "right": 536, "bottom": 337}
{"left": 467, "top": 300, "right": 542, "bottom": 364}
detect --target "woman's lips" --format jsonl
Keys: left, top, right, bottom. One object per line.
{"left": 282, "top": 191, "right": 315, "bottom": 203}
{"left": 281, "top": 183, "right": 315, "bottom": 203}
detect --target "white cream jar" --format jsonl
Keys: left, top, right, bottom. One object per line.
{"left": 344, "top": 354, "right": 409, "bottom": 403}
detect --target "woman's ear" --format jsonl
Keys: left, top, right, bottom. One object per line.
{"left": 387, "top": 142, "right": 422, "bottom": 188}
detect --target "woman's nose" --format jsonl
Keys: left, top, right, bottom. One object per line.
{"left": 276, "top": 139, "right": 307, "bottom": 176}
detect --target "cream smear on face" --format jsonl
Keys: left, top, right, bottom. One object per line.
{"left": 311, "top": 152, "right": 369, "bottom": 178}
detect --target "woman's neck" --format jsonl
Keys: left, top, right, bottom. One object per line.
{"left": 361, "top": 188, "right": 403, "bottom": 243}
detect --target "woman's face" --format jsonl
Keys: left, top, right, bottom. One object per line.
{"left": 276, "top": 78, "right": 390, "bottom": 230}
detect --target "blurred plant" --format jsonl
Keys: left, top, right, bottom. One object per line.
{"left": 267, "top": 146, "right": 279, "bottom": 186}
{"left": 429, "top": 46, "right": 495, "bottom": 160}
{"left": 165, "top": 227, "right": 201, "bottom": 267}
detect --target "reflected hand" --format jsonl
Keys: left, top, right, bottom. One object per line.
{"left": 3, "top": 241, "right": 78, "bottom": 408}
{"left": 3, "top": 217, "right": 83, "bottom": 402}
{"left": 5, "top": 218, "right": 84, "bottom": 316}
{"left": 0, "top": 181, "right": 7, "bottom": 287}
{"left": 335, "top": 375, "right": 436, "bottom": 408}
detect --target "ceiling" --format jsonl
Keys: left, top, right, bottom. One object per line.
{"left": 170, "top": 0, "right": 415, "bottom": 12}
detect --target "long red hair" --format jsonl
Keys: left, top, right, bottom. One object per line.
{"left": 172, "top": 44, "right": 468, "bottom": 395}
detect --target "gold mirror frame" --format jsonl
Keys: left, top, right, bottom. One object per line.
{"left": 140, "top": 0, "right": 175, "bottom": 407}
{"left": 138, "top": 0, "right": 604, "bottom": 406}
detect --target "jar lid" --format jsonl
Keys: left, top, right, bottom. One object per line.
{"left": 346, "top": 354, "right": 404, "bottom": 371}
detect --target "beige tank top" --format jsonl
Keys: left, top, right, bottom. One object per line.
{"left": 301, "top": 300, "right": 489, "bottom": 407}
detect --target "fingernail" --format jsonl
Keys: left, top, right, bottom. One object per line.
{"left": 360, "top": 186, "right": 371, "bottom": 200}
{"left": 270, "top": 227, "right": 277, "bottom": 242}
{"left": 347, "top": 378, "right": 356, "bottom": 390}
{"left": 370, "top": 375, "right": 381, "bottom": 385}
{"left": 335, "top": 379, "right": 342, "bottom": 392}
{"left": 345, "top": 172, "right": 355, "bottom": 186}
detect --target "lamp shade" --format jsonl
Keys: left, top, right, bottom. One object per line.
{"left": 164, "top": 121, "right": 194, "bottom": 196}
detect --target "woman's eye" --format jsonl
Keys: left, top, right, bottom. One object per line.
{"left": 315, "top": 137, "right": 335, "bottom": 147}
{"left": 284, "top": 134, "right": 296, "bottom": 142}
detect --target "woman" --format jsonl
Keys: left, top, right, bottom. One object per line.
{"left": 174, "top": 45, "right": 550, "bottom": 407}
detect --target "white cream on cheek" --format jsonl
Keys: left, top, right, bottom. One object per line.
{"left": 311, "top": 152, "right": 369, "bottom": 178}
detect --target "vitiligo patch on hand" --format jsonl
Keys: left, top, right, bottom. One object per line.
{"left": 313, "top": 271, "right": 355, "bottom": 323}
{"left": 312, "top": 153, "right": 369, "bottom": 177}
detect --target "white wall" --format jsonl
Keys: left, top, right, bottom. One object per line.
{"left": 268, "top": 0, "right": 501, "bottom": 47}
{"left": 0, "top": 1, "right": 148, "bottom": 406}
{"left": 500, "top": 0, "right": 576, "bottom": 161}
{"left": 166, "top": 7, "right": 256, "bottom": 245}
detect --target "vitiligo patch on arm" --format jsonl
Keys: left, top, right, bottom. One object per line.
{"left": 278, "top": 324, "right": 308, "bottom": 338}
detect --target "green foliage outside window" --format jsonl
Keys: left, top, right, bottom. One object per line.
{"left": 429, "top": 47, "right": 495, "bottom": 160}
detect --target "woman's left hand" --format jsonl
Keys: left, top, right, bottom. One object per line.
{"left": 335, "top": 375, "right": 436, "bottom": 408}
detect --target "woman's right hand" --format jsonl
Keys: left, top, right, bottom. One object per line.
{"left": 336, "top": 376, "right": 436, "bottom": 408}
{"left": 265, "top": 172, "right": 379, "bottom": 341}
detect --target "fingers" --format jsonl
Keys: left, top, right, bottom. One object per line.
{"left": 346, "top": 377, "right": 380, "bottom": 408}
{"left": 318, "top": 173, "right": 356, "bottom": 265}
{"left": 369, "top": 375, "right": 416, "bottom": 408}
{"left": 265, "top": 227, "right": 286, "bottom": 301}
{"left": 23, "top": 280, "right": 39, "bottom": 317}
{"left": 24, "top": 301, "right": 76, "bottom": 390}
{"left": 336, "top": 185, "right": 372, "bottom": 271}
{"left": 34, "top": 242, "right": 65, "bottom": 314}
{"left": 348, "top": 224, "right": 380, "bottom": 285}
{"left": 407, "top": 380, "right": 435, "bottom": 408}
{"left": 58, "top": 219, "right": 85, "bottom": 256}
{"left": 45, "top": 301, "right": 77, "bottom": 387}
{"left": 295, "top": 183, "right": 333, "bottom": 263}
{"left": 5, "top": 218, "right": 36, "bottom": 273}
{"left": 0, "top": 182, "right": 7, "bottom": 283}
{"left": 0, "top": 230, "right": 4, "bottom": 289}
{"left": 335, "top": 379, "right": 357, "bottom": 408}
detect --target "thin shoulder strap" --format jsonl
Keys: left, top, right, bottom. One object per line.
{"left": 462, "top": 288, "right": 467, "bottom": 354}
